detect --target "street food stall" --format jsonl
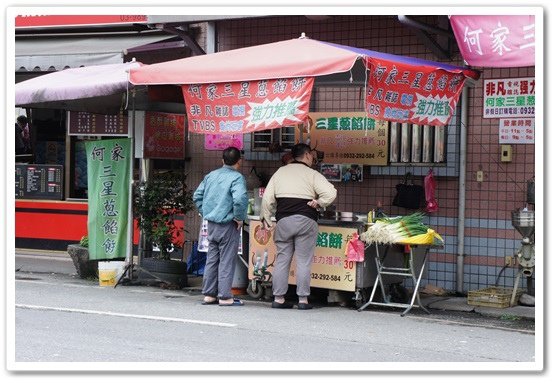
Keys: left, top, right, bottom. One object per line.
{"left": 245, "top": 211, "right": 442, "bottom": 315}
{"left": 246, "top": 213, "right": 434, "bottom": 309}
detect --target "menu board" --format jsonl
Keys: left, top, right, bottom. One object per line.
{"left": 68, "top": 111, "right": 128, "bottom": 136}
{"left": 15, "top": 164, "right": 63, "bottom": 200}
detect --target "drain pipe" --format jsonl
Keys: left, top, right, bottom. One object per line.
{"left": 456, "top": 85, "right": 469, "bottom": 295}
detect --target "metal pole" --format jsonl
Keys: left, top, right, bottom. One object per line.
{"left": 125, "top": 89, "right": 136, "bottom": 279}
{"left": 456, "top": 86, "right": 469, "bottom": 294}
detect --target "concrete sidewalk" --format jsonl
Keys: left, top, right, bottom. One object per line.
{"left": 14, "top": 249, "right": 535, "bottom": 321}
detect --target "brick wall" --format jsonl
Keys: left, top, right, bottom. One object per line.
{"left": 184, "top": 15, "right": 535, "bottom": 293}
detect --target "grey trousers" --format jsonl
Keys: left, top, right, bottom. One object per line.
{"left": 272, "top": 215, "right": 318, "bottom": 298}
{"left": 202, "top": 221, "right": 240, "bottom": 300}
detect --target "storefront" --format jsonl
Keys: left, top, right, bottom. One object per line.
{"left": 13, "top": 13, "right": 538, "bottom": 298}
{"left": 14, "top": 15, "right": 191, "bottom": 250}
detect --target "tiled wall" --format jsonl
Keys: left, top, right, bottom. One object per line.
{"left": 183, "top": 15, "right": 535, "bottom": 294}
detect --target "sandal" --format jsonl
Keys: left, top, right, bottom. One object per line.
{"left": 219, "top": 298, "right": 244, "bottom": 306}
{"left": 202, "top": 297, "right": 218, "bottom": 305}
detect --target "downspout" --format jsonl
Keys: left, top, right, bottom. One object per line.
{"left": 456, "top": 85, "right": 469, "bottom": 295}
{"left": 206, "top": 21, "right": 216, "bottom": 54}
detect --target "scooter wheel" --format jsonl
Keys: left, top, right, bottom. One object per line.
{"left": 247, "top": 281, "right": 265, "bottom": 299}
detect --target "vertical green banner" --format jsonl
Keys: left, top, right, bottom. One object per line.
{"left": 85, "top": 138, "right": 131, "bottom": 260}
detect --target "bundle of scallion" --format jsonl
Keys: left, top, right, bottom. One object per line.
{"left": 360, "top": 212, "right": 430, "bottom": 245}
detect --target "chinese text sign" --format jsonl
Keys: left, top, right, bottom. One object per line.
{"left": 204, "top": 134, "right": 244, "bottom": 150}
{"left": 450, "top": 15, "right": 535, "bottom": 67}
{"left": 483, "top": 77, "right": 535, "bottom": 118}
{"left": 182, "top": 77, "right": 314, "bottom": 134}
{"left": 85, "top": 138, "right": 131, "bottom": 260}
{"left": 365, "top": 58, "right": 466, "bottom": 126}
{"left": 143, "top": 111, "right": 186, "bottom": 159}
{"left": 248, "top": 220, "right": 357, "bottom": 291}
{"left": 302, "top": 112, "right": 388, "bottom": 165}
{"left": 499, "top": 118, "right": 534, "bottom": 144}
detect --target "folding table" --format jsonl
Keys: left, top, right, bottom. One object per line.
{"left": 357, "top": 242, "right": 439, "bottom": 316}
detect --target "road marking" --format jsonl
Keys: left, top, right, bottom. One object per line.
{"left": 15, "top": 304, "right": 237, "bottom": 328}
{"left": 16, "top": 254, "right": 72, "bottom": 262}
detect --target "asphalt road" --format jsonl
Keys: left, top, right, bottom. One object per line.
{"left": 11, "top": 269, "right": 536, "bottom": 367}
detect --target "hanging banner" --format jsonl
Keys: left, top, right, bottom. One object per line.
{"left": 449, "top": 15, "right": 535, "bottom": 67}
{"left": 85, "top": 138, "right": 131, "bottom": 260}
{"left": 204, "top": 134, "right": 244, "bottom": 150}
{"left": 365, "top": 58, "right": 466, "bottom": 126}
{"left": 483, "top": 77, "right": 535, "bottom": 118}
{"left": 143, "top": 111, "right": 186, "bottom": 159}
{"left": 182, "top": 77, "right": 314, "bottom": 134}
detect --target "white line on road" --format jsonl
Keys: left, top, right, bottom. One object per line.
{"left": 16, "top": 254, "right": 72, "bottom": 262}
{"left": 15, "top": 304, "right": 237, "bottom": 328}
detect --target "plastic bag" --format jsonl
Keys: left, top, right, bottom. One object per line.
{"left": 397, "top": 229, "right": 444, "bottom": 246}
{"left": 424, "top": 169, "right": 439, "bottom": 213}
{"left": 345, "top": 233, "right": 365, "bottom": 262}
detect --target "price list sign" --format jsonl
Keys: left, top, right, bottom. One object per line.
{"left": 68, "top": 111, "right": 128, "bottom": 136}
{"left": 15, "top": 164, "right": 63, "bottom": 200}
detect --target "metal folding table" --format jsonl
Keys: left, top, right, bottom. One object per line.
{"left": 357, "top": 242, "right": 437, "bottom": 316}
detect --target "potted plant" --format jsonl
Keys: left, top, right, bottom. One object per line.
{"left": 133, "top": 170, "right": 195, "bottom": 288}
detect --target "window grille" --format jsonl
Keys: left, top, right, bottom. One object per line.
{"left": 251, "top": 126, "right": 297, "bottom": 151}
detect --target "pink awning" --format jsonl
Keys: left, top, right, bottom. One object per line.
{"left": 130, "top": 37, "right": 479, "bottom": 85}
{"left": 16, "top": 61, "right": 142, "bottom": 105}
{"left": 129, "top": 38, "right": 360, "bottom": 85}
{"left": 129, "top": 37, "right": 480, "bottom": 131}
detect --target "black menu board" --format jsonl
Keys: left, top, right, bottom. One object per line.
{"left": 15, "top": 164, "right": 63, "bottom": 200}
{"left": 68, "top": 111, "right": 128, "bottom": 136}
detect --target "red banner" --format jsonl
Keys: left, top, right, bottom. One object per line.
{"left": 182, "top": 77, "right": 314, "bottom": 134}
{"left": 143, "top": 112, "right": 186, "bottom": 159}
{"left": 365, "top": 58, "right": 467, "bottom": 126}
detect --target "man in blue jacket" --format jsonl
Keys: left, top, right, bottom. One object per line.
{"left": 193, "top": 147, "right": 248, "bottom": 306}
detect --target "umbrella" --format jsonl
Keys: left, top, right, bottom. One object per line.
{"left": 129, "top": 37, "right": 479, "bottom": 85}
{"left": 15, "top": 61, "right": 143, "bottom": 115}
{"left": 129, "top": 37, "right": 480, "bottom": 132}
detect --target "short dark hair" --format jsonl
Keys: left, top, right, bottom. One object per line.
{"left": 222, "top": 146, "right": 242, "bottom": 166}
{"left": 292, "top": 143, "right": 311, "bottom": 160}
{"left": 17, "top": 116, "right": 28, "bottom": 124}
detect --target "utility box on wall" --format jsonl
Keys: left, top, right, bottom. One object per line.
{"left": 501, "top": 145, "right": 512, "bottom": 162}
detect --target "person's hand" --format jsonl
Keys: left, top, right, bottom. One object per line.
{"left": 262, "top": 219, "right": 275, "bottom": 231}
{"left": 307, "top": 199, "right": 320, "bottom": 209}
{"left": 234, "top": 219, "right": 243, "bottom": 230}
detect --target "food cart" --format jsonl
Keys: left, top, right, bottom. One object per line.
{"left": 246, "top": 214, "right": 424, "bottom": 308}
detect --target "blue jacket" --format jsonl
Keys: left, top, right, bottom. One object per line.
{"left": 193, "top": 165, "right": 248, "bottom": 223}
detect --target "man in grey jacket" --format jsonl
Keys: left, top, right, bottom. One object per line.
{"left": 193, "top": 147, "right": 248, "bottom": 306}
{"left": 261, "top": 143, "right": 337, "bottom": 310}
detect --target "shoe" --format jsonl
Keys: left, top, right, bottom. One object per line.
{"left": 271, "top": 301, "right": 294, "bottom": 309}
{"left": 297, "top": 302, "right": 313, "bottom": 310}
{"left": 219, "top": 298, "right": 244, "bottom": 306}
{"left": 201, "top": 296, "right": 218, "bottom": 305}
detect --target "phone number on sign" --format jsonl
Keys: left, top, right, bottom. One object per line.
{"left": 330, "top": 152, "right": 384, "bottom": 159}
{"left": 311, "top": 273, "right": 341, "bottom": 282}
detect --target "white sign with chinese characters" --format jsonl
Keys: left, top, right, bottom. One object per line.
{"left": 483, "top": 77, "right": 535, "bottom": 118}
{"left": 499, "top": 118, "right": 534, "bottom": 144}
